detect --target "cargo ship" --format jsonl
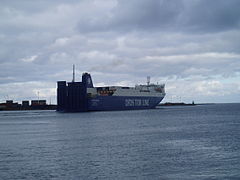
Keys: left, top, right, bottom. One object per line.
{"left": 57, "top": 69, "right": 165, "bottom": 112}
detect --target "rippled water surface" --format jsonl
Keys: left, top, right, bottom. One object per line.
{"left": 0, "top": 104, "right": 240, "bottom": 179}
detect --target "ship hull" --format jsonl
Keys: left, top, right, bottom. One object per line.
{"left": 88, "top": 96, "right": 164, "bottom": 111}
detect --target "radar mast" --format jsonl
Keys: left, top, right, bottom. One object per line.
{"left": 147, "top": 76, "right": 150, "bottom": 86}
{"left": 72, "top": 64, "right": 75, "bottom": 82}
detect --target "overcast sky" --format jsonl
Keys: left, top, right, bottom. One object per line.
{"left": 0, "top": 0, "right": 240, "bottom": 104}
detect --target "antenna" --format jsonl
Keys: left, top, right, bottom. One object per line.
{"left": 147, "top": 76, "right": 150, "bottom": 86}
{"left": 72, "top": 64, "right": 75, "bottom": 82}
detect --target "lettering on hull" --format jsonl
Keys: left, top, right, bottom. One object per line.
{"left": 91, "top": 99, "right": 100, "bottom": 106}
{"left": 125, "top": 99, "right": 149, "bottom": 107}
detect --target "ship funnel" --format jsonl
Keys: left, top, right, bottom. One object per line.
{"left": 82, "top": 73, "right": 94, "bottom": 88}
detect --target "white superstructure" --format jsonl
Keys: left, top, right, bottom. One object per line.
{"left": 87, "top": 83, "right": 165, "bottom": 97}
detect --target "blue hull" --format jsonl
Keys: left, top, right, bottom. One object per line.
{"left": 88, "top": 96, "right": 164, "bottom": 111}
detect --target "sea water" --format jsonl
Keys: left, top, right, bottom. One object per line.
{"left": 0, "top": 104, "right": 240, "bottom": 179}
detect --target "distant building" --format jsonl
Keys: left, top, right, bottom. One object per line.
{"left": 22, "top": 101, "right": 29, "bottom": 107}
{"left": 6, "top": 100, "right": 13, "bottom": 105}
{"left": 0, "top": 99, "right": 56, "bottom": 111}
{"left": 31, "top": 100, "right": 47, "bottom": 106}
{"left": 0, "top": 100, "right": 21, "bottom": 110}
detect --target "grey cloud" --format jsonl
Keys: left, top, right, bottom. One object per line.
{"left": 76, "top": 0, "right": 240, "bottom": 33}
{"left": 77, "top": 0, "right": 184, "bottom": 33}
{"left": 181, "top": 0, "right": 240, "bottom": 32}
{"left": 111, "top": 0, "right": 183, "bottom": 30}
{"left": 0, "top": 0, "right": 80, "bottom": 13}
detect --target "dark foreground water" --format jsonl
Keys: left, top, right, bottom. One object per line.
{"left": 0, "top": 104, "right": 240, "bottom": 179}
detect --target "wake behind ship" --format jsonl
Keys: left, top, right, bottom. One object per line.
{"left": 57, "top": 72, "right": 165, "bottom": 112}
